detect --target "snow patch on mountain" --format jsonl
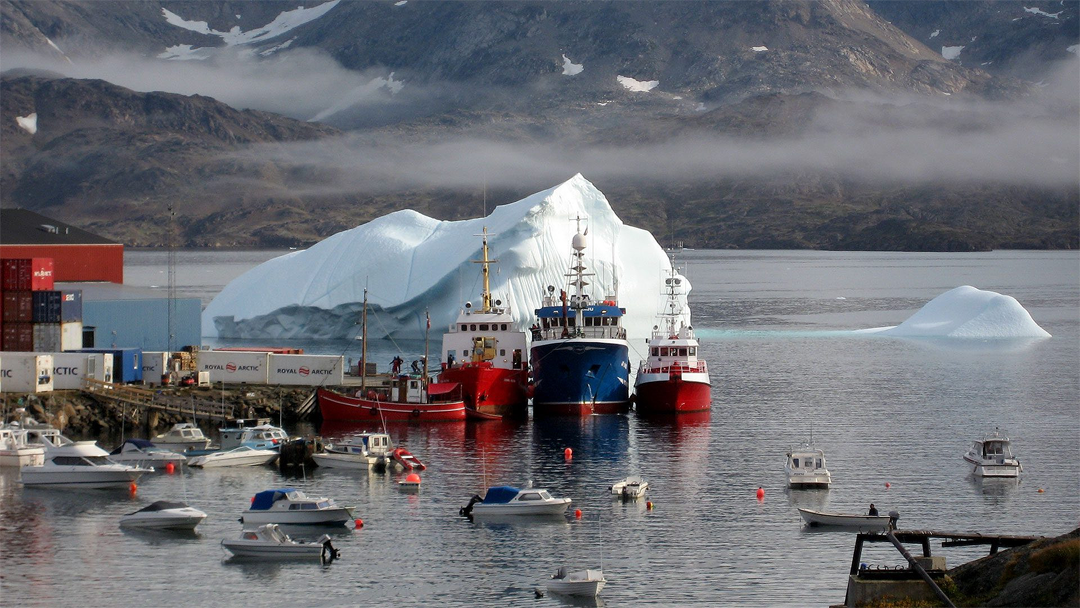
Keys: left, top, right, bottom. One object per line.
{"left": 617, "top": 75, "right": 659, "bottom": 92}
{"left": 562, "top": 55, "right": 584, "bottom": 75}
{"left": 1023, "top": 6, "right": 1062, "bottom": 18}
{"left": 942, "top": 45, "right": 965, "bottom": 60}
{"left": 160, "top": 1, "right": 340, "bottom": 54}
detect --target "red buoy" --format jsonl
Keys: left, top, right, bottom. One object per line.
{"left": 165, "top": 462, "right": 175, "bottom": 474}
{"left": 756, "top": 486, "right": 765, "bottom": 501}
{"left": 129, "top": 482, "right": 137, "bottom": 494}
{"left": 885, "top": 482, "right": 891, "bottom": 489}
{"left": 646, "top": 501, "right": 653, "bottom": 510}
{"left": 564, "top": 447, "right": 573, "bottom": 460}
{"left": 574, "top": 509, "right": 582, "bottom": 519}
{"left": 406, "top": 473, "right": 421, "bottom": 483}
{"left": 354, "top": 518, "right": 364, "bottom": 528}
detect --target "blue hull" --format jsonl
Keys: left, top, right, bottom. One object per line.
{"left": 530, "top": 339, "right": 631, "bottom": 415}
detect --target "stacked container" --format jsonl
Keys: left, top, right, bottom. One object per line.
{"left": 0, "top": 258, "right": 84, "bottom": 352}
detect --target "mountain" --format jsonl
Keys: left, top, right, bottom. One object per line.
{"left": 1, "top": 1, "right": 1077, "bottom": 251}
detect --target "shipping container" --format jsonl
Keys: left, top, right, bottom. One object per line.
{"left": 2, "top": 291, "right": 33, "bottom": 322}
{"left": 0, "top": 352, "right": 54, "bottom": 393}
{"left": 142, "top": 351, "right": 169, "bottom": 385}
{"left": 61, "top": 321, "right": 82, "bottom": 351}
{"left": 31, "top": 291, "right": 61, "bottom": 323}
{"left": 196, "top": 350, "right": 269, "bottom": 384}
{"left": 50, "top": 352, "right": 107, "bottom": 390}
{"left": 268, "top": 354, "right": 344, "bottom": 386}
{"left": 60, "top": 289, "right": 82, "bottom": 322}
{"left": 32, "top": 323, "right": 61, "bottom": 352}
{"left": 1, "top": 258, "right": 54, "bottom": 291}
{"left": 2, "top": 322, "right": 33, "bottom": 352}
{"left": 80, "top": 348, "right": 141, "bottom": 383}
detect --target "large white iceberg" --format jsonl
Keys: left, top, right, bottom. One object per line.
{"left": 202, "top": 174, "right": 683, "bottom": 343}
{"left": 870, "top": 285, "right": 1051, "bottom": 339}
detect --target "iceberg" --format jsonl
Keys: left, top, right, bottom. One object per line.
{"left": 202, "top": 174, "right": 685, "bottom": 343}
{"left": 868, "top": 285, "right": 1051, "bottom": 339}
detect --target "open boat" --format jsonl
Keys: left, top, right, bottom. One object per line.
{"left": 120, "top": 500, "right": 207, "bottom": 530}
{"left": 963, "top": 429, "right": 1022, "bottom": 478}
{"left": 460, "top": 485, "right": 572, "bottom": 518}
{"left": 221, "top": 523, "right": 338, "bottom": 560}
{"left": 241, "top": 488, "right": 355, "bottom": 526}
{"left": 187, "top": 446, "right": 278, "bottom": 468}
{"left": 109, "top": 439, "right": 187, "bottom": 468}
{"left": 547, "top": 567, "right": 607, "bottom": 597}
{"left": 798, "top": 508, "right": 896, "bottom": 531}
{"left": 609, "top": 475, "right": 649, "bottom": 499}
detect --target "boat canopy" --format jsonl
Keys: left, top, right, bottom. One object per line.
{"left": 427, "top": 382, "right": 460, "bottom": 396}
{"left": 250, "top": 488, "right": 298, "bottom": 510}
{"left": 483, "top": 486, "right": 521, "bottom": 504}
{"left": 110, "top": 438, "right": 155, "bottom": 454}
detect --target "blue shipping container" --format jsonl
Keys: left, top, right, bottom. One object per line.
{"left": 32, "top": 291, "right": 62, "bottom": 323}
{"left": 60, "top": 290, "right": 83, "bottom": 322}
{"left": 80, "top": 347, "right": 143, "bottom": 383}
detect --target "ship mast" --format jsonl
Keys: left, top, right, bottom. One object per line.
{"left": 568, "top": 216, "right": 593, "bottom": 334}
{"left": 360, "top": 288, "right": 368, "bottom": 392}
{"left": 473, "top": 227, "right": 497, "bottom": 313}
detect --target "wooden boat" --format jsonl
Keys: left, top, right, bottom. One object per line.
{"left": 798, "top": 508, "right": 895, "bottom": 531}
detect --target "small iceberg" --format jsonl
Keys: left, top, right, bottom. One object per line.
{"left": 867, "top": 286, "right": 1051, "bottom": 339}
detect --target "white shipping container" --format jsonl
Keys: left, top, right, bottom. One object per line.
{"left": 0, "top": 353, "right": 54, "bottom": 393}
{"left": 142, "top": 351, "right": 169, "bottom": 385}
{"left": 51, "top": 353, "right": 105, "bottom": 390}
{"left": 268, "top": 354, "right": 344, "bottom": 386}
{"left": 61, "top": 321, "right": 83, "bottom": 351}
{"left": 197, "top": 351, "right": 270, "bottom": 384}
{"left": 32, "top": 323, "right": 61, "bottom": 352}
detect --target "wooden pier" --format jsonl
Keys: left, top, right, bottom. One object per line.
{"left": 80, "top": 377, "right": 236, "bottom": 422}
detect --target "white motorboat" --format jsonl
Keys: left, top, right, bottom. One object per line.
{"left": 0, "top": 424, "right": 45, "bottom": 467}
{"left": 220, "top": 420, "right": 289, "bottom": 451}
{"left": 187, "top": 446, "right": 278, "bottom": 468}
{"left": 120, "top": 500, "right": 207, "bottom": 530}
{"left": 460, "top": 485, "right": 572, "bottom": 518}
{"left": 20, "top": 439, "right": 151, "bottom": 489}
{"left": 798, "top": 508, "right": 896, "bottom": 531}
{"left": 221, "top": 523, "right": 338, "bottom": 560}
{"left": 609, "top": 475, "right": 649, "bottom": 499}
{"left": 964, "top": 429, "right": 1022, "bottom": 478}
{"left": 547, "top": 567, "right": 607, "bottom": 597}
{"left": 153, "top": 423, "right": 211, "bottom": 452}
{"left": 241, "top": 488, "right": 356, "bottom": 526}
{"left": 312, "top": 432, "right": 393, "bottom": 470}
{"left": 786, "top": 443, "right": 832, "bottom": 488}
{"left": 109, "top": 439, "right": 187, "bottom": 468}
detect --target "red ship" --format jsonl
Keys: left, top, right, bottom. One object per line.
{"left": 634, "top": 261, "right": 711, "bottom": 414}
{"left": 437, "top": 228, "right": 529, "bottom": 419}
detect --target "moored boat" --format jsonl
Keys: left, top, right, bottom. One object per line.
{"left": 0, "top": 423, "right": 45, "bottom": 467}
{"left": 798, "top": 508, "right": 896, "bottom": 531}
{"left": 109, "top": 439, "right": 187, "bottom": 468}
{"left": 19, "top": 437, "right": 150, "bottom": 489}
{"left": 609, "top": 475, "right": 649, "bottom": 499}
{"left": 241, "top": 488, "right": 355, "bottom": 526}
{"left": 438, "top": 227, "right": 529, "bottom": 419}
{"left": 152, "top": 423, "right": 211, "bottom": 452}
{"left": 547, "top": 567, "right": 607, "bottom": 597}
{"left": 460, "top": 485, "right": 572, "bottom": 517}
{"left": 530, "top": 217, "right": 631, "bottom": 416}
{"left": 963, "top": 429, "right": 1022, "bottom": 478}
{"left": 119, "top": 500, "right": 207, "bottom": 530}
{"left": 221, "top": 523, "right": 338, "bottom": 560}
{"left": 219, "top": 421, "right": 289, "bottom": 451}
{"left": 634, "top": 260, "right": 711, "bottom": 414}
{"left": 187, "top": 446, "right": 278, "bottom": 468}
{"left": 786, "top": 442, "right": 831, "bottom": 489}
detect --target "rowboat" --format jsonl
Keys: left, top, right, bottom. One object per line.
{"left": 798, "top": 508, "right": 895, "bottom": 531}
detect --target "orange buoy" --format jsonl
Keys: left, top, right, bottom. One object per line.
{"left": 406, "top": 473, "right": 421, "bottom": 483}
{"left": 564, "top": 447, "right": 573, "bottom": 459}
{"left": 574, "top": 509, "right": 582, "bottom": 518}
{"left": 646, "top": 501, "right": 653, "bottom": 510}
{"left": 885, "top": 482, "right": 891, "bottom": 489}
{"left": 165, "top": 462, "right": 175, "bottom": 474}
{"left": 251, "top": 495, "right": 256, "bottom": 504}
{"left": 756, "top": 486, "right": 765, "bottom": 500}
{"left": 1038, "top": 488, "right": 1045, "bottom": 493}
{"left": 354, "top": 518, "right": 364, "bottom": 528}
{"left": 129, "top": 482, "right": 137, "bottom": 494}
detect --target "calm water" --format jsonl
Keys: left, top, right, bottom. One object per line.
{"left": 2, "top": 250, "right": 1077, "bottom": 607}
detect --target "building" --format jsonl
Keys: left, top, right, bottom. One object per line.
{"left": 0, "top": 209, "right": 124, "bottom": 283}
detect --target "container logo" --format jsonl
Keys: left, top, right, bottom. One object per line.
{"left": 226, "top": 362, "right": 237, "bottom": 373}
{"left": 299, "top": 367, "right": 310, "bottom": 376}
{"left": 0, "top": 370, "right": 10, "bottom": 378}
{"left": 55, "top": 366, "right": 80, "bottom": 376}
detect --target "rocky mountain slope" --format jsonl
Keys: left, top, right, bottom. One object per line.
{"left": 0, "top": 1, "right": 1076, "bottom": 250}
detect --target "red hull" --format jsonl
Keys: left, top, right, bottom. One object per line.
{"left": 317, "top": 388, "right": 467, "bottom": 422}
{"left": 634, "top": 379, "right": 711, "bottom": 414}
{"left": 437, "top": 364, "right": 528, "bottom": 419}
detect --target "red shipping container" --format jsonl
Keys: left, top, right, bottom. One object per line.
{"left": 1, "top": 258, "right": 54, "bottom": 291}
{"left": 2, "top": 291, "right": 33, "bottom": 322}
{"left": 1, "top": 321, "right": 34, "bottom": 352}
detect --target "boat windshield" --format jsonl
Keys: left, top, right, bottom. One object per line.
{"left": 539, "top": 491, "right": 553, "bottom": 500}
{"left": 518, "top": 492, "right": 543, "bottom": 501}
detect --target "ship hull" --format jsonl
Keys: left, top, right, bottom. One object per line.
{"left": 317, "top": 388, "right": 467, "bottom": 422}
{"left": 437, "top": 364, "right": 529, "bottom": 418}
{"left": 634, "top": 372, "right": 711, "bottom": 414}
{"left": 530, "top": 339, "right": 631, "bottom": 415}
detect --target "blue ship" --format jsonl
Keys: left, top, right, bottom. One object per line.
{"left": 529, "top": 219, "right": 631, "bottom": 415}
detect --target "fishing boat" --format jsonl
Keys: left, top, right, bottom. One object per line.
{"left": 438, "top": 227, "right": 529, "bottom": 419}
{"left": 785, "top": 441, "right": 832, "bottom": 489}
{"left": 241, "top": 488, "right": 355, "bottom": 526}
{"left": 0, "top": 423, "right": 45, "bottom": 467}
{"left": 187, "top": 446, "right": 278, "bottom": 468}
{"left": 609, "top": 475, "right": 649, "bottom": 499}
{"left": 547, "top": 567, "right": 607, "bottom": 597}
{"left": 318, "top": 290, "right": 467, "bottom": 423}
{"left": 221, "top": 524, "right": 338, "bottom": 560}
{"left": 964, "top": 429, "right": 1022, "bottom": 477}
{"left": 108, "top": 439, "right": 187, "bottom": 468}
{"left": 798, "top": 508, "right": 896, "bottom": 531}
{"left": 634, "top": 260, "right": 711, "bottom": 414}
{"left": 530, "top": 217, "right": 631, "bottom": 416}
{"left": 152, "top": 423, "right": 211, "bottom": 452}
{"left": 460, "top": 485, "right": 572, "bottom": 517}
{"left": 119, "top": 500, "right": 207, "bottom": 530}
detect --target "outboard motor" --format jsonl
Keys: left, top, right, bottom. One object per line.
{"left": 321, "top": 539, "right": 340, "bottom": 562}
{"left": 888, "top": 510, "right": 900, "bottom": 530}
{"left": 459, "top": 494, "right": 483, "bottom": 518}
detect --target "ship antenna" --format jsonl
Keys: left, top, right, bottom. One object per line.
{"left": 472, "top": 227, "right": 498, "bottom": 313}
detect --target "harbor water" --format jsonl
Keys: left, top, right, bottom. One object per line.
{"left": 1, "top": 249, "right": 1077, "bottom": 606}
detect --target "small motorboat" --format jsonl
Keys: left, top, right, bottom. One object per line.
{"left": 460, "top": 485, "right": 572, "bottom": 518}
{"left": 19, "top": 434, "right": 151, "bottom": 489}
{"left": 798, "top": 508, "right": 897, "bottom": 531}
{"left": 109, "top": 439, "right": 187, "bottom": 468}
{"left": 187, "top": 446, "right": 278, "bottom": 468}
{"left": 312, "top": 432, "right": 394, "bottom": 470}
{"left": 241, "top": 488, "right": 355, "bottom": 526}
{"left": 153, "top": 423, "right": 211, "bottom": 452}
{"left": 0, "top": 423, "right": 45, "bottom": 467}
{"left": 964, "top": 429, "right": 1022, "bottom": 478}
{"left": 120, "top": 500, "right": 207, "bottom": 530}
{"left": 609, "top": 475, "right": 649, "bottom": 500}
{"left": 547, "top": 566, "right": 607, "bottom": 597}
{"left": 786, "top": 443, "right": 832, "bottom": 489}
{"left": 221, "top": 523, "right": 339, "bottom": 560}
{"left": 219, "top": 420, "right": 289, "bottom": 451}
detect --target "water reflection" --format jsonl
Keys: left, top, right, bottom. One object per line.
{"left": 970, "top": 476, "right": 1020, "bottom": 502}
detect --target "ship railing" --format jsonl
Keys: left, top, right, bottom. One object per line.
{"left": 639, "top": 361, "right": 708, "bottom": 374}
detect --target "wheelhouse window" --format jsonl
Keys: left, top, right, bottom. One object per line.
{"left": 480, "top": 324, "right": 489, "bottom": 331}
{"left": 460, "top": 324, "right": 468, "bottom": 331}
{"left": 501, "top": 324, "right": 507, "bottom": 330}
{"left": 499, "top": 349, "right": 506, "bottom": 356}
{"left": 470, "top": 324, "right": 477, "bottom": 331}
{"left": 518, "top": 492, "right": 542, "bottom": 501}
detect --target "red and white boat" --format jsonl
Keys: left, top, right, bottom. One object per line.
{"left": 634, "top": 263, "right": 711, "bottom": 414}
{"left": 438, "top": 228, "right": 529, "bottom": 419}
